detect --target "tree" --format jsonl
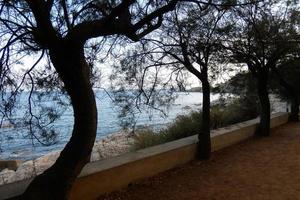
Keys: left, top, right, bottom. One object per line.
{"left": 214, "top": 71, "right": 259, "bottom": 115}
{"left": 0, "top": 1, "right": 181, "bottom": 199}
{"left": 223, "top": 0, "right": 300, "bottom": 136}
{"left": 144, "top": 5, "right": 227, "bottom": 159}
{"left": 271, "top": 58, "right": 300, "bottom": 121}
{"left": 111, "top": 0, "right": 261, "bottom": 159}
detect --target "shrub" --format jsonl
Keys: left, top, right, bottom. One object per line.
{"left": 132, "top": 128, "right": 166, "bottom": 149}
{"left": 210, "top": 96, "right": 258, "bottom": 129}
{"left": 132, "top": 113, "right": 202, "bottom": 149}
{"left": 132, "top": 97, "right": 259, "bottom": 150}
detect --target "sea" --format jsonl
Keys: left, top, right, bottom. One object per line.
{"left": 0, "top": 91, "right": 221, "bottom": 160}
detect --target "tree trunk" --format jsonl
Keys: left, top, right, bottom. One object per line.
{"left": 289, "top": 96, "right": 299, "bottom": 121}
{"left": 198, "top": 78, "right": 211, "bottom": 159}
{"left": 21, "top": 42, "right": 97, "bottom": 199}
{"left": 272, "top": 68, "right": 299, "bottom": 121}
{"left": 256, "top": 74, "right": 271, "bottom": 136}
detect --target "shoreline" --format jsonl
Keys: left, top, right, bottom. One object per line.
{"left": 0, "top": 131, "right": 134, "bottom": 185}
{"left": 0, "top": 96, "right": 286, "bottom": 185}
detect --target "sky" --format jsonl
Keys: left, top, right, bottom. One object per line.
{"left": 13, "top": 51, "right": 247, "bottom": 92}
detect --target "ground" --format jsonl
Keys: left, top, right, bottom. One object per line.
{"left": 97, "top": 122, "right": 300, "bottom": 200}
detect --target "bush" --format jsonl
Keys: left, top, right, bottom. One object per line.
{"left": 132, "top": 113, "right": 202, "bottom": 149}
{"left": 132, "top": 97, "right": 259, "bottom": 150}
{"left": 132, "top": 128, "right": 166, "bottom": 149}
{"left": 211, "top": 96, "right": 258, "bottom": 129}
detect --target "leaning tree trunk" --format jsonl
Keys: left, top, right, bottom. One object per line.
{"left": 272, "top": 68, "right": 299, "bottom": 121}
{"left": 256, "top": 73, "right": 271, "bottom": 137}
{"left": 22, "top": 42, "right": 97, "bottom": 199}
{"left": 198, "top": 78, "right": 211, "bottom": 159}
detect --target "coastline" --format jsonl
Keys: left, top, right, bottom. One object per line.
{"left": 0, "top": 96, "right": 286, "bottom": 185}
{"left": 0, "top": 131, "right": 134, "bottom": 185}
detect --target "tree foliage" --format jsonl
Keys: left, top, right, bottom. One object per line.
{"left": 222, "top": 0, "right": 300, "bottom": 135}
{"left": 0, "top": 0, "right": 183, "bottom": 199}
{"left": 0, "top": 0, "right": 299, "bottom": 198}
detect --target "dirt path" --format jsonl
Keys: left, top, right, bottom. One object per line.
{"left": 98, "top": 122, "right": 300, "bottom": 200}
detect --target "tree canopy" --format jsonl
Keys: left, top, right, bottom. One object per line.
{"left": 0, "top": 0, "right": 300, "bottom": 199}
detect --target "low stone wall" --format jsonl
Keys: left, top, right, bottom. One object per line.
{"left": 0, "top": 112, "right": 289, "bottom": 200}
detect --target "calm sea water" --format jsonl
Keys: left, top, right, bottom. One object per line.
{"left": 0, "top": 91, "right": 220, "bottom": 160}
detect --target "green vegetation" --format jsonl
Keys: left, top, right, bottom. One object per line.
{"left": 132, "top": 97, "right": 258, "bottom": 149}
{"left": 210, "top": 97, "right": 258, "bottom": 129}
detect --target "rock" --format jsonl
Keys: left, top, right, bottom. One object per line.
{"left": 14, "top": 160, "right": 35, "bottom": 182}
{"left": 0, "top": 160, "right": 22, "bottom": 171}
{"left": 0, "top": 131, "right": 134, "bottom": 185}
{"left": 91, "top": 131, "right": 133, "bottom": 161}
{"left": 0, "top": 121, "right": 14, "bottom": 129}
{"left": 33, "top": 151, "right": 60, "bottom": 174}
{"left": 0, "top": 169, "right": 16, "bottom": 184}
{"left": 90, "top": 151, "right": 100, "bottom": 162}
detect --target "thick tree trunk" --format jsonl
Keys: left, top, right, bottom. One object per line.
{"left": 272, "top": 68, "right": 299, "bottom": 121}
{"left": 198, "top": 78, "right": 211, "bottom": 159}
{"left": 21, "top": 42, "right": 97, "bottom": 199}
{"left": 256, "top": 74, "right": 271, "bottom": 137}
{"left": 289, "top": 97, "right": 299, "bottom": 121}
